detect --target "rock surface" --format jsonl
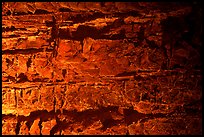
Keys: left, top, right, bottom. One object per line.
{"left": 2, "top": 2, "right": 202, "bottom": 135}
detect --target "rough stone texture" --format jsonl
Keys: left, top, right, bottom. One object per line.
{"left": 2, "top": 2, "right": 202, "bottom": 135}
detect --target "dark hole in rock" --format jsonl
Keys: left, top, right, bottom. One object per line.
{"left": 59, "top": 8, "right": 72, "bottom": 12}
{"left": 6, "top": 10, "right": 11, "bottom": 15}
{"left": 34, "top": 9, "right": 51, "bottom": 15}
{"left": 62, "top": 69, "right": 67, "bottom": 78}
{"left": 26, "top": 57, "right": 32, "bottom": 69}
{"left": 15, "top": 122, "right": 21, "bottom": 135}
{"left": 77, "top": 128, "right": 83, "bottom": 132}
{"left": 17, "top": 73, "right": 29, "bottom": 83}
{"left": 12, "top": 11, "right": 28, "bottom": 16}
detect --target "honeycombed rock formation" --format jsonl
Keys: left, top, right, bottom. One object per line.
{"left": 2, "top": 2, "right": 202, "bottom": 135}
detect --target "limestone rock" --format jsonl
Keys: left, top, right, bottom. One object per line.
{"left": 2, "top": 2, "right": 202, "bottom": 135}
{"left": 19, "top": 121, "right": 29, "bottom": 135}
{"left": 29, "top": 118, "right": 41, "bottom": 135}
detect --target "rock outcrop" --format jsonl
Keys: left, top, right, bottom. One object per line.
{"left": 2, "top": 2, "right": 202, "bottom": 135}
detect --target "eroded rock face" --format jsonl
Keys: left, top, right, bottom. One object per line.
{"left": 2, "top": 2, "right": 202, "bottom": 135}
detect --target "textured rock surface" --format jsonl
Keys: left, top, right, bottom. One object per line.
{"left": 2, "top": 2, "right": 202, "bottom": 135}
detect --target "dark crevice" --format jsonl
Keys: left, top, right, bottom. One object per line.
{"left": 5, "top": 10, "right": 11, "bottom": 15}
{"left": 112, "top": 18, "right": 125, "bottom": 28}
{"left": 50, "top": 117, "right": 61, "bottom": 135}
{"left": 53, "top": 91, "right": 56, "bottom": 112}
{"left": 3, "top": 26, "right": 27, "bottom": 32}
{"left": 2, "top": 48, "right": 53, "bottom": 55}
{"left": 50, "top": 16, "right": 58, "bottom": 41}
{"left": 115, "top": 71, "right": 136, "bottom": 77}
{"left": 2, "top": 114, "right": 17, "bottom": 120}
{"left": 77, "top": 128, "right": 83, "bottom": 132}
{"left": 126, "top": 130, "right": 130, "bottom": 135}
{"left": 34, "top": 9, "right": 51, "bottom": 15}
{"left": 160, "top": 15, "right": 188, "bottom": 70}
{"left": 26, "top": 57, "right": 32, "bottom": 70}
{"left": 171, "top": 64, "right": 184, "bottom": 70}
{"left": 6, "top": 58, "right": 14, "bottom": 67}
{"left": 15, "top": 121, "right": 21, "bottom": 135}
{"left": 58, "top": 28, "right": 72, "bottom": 39}
{"left": 62, "top": 69, "right": 67, "bottom": 78}
{"left": 39, "top": 120, "right": 42, "bottom": 135}
{"left": 3, "top": 34, "right": 21, "bottom": 38}
{"left": 124, "top": 107, "right": 169, "bottom": 125}
{"left": 66, "top": 11, "right": 105, "bottom": 24}
{"left": 100, "top": 2, "right": 105, "bottom": 7}
{"left": 72, "top": 25, "right": 100, "bottom": 40}
{"left": 56, "top": 79, "right": 64, "bottom": 82}
{"left": 109, "top": 29, "right": 126, "bottom": 40}
{"left": 32, "top": 78, "right": 49, "bottom": 82}
{"left": 59, "top": 8, "right": 72, "bottom": 12}
{"left": 113, "top": 10, "right": 141, "bottom": 18}
{"left": 12, "top": 11, "right": 31, "bottom": 16}
{"left": 2, "top": 105, "right": 201, "bottom": 135}
{"left": 17, "top": 73, "right": 29, "bottom": 83}
{"left": 60, "top": 25, "right": 126, "bottom": 41}
{"left": 2, "top": 26, "right": 16, "bottom": 32}
{"left": 137, "top": 25, "right": 145, "bottom": 44}
{"left": 68, "top": 81, "right": 77, "bottom": 84}
{"left": 15, "top": 110, "right": 56, "bottom": 126}
{"left": 133, "top": 75, "right": 145, "bottom": 81}
{"left": 6, "top": 75, "right": 16, "bottom": 82}
{"left": 124, "top": 107, "right": 147, "bottom": 125}
{"left": 145, "top": 39, "right": 159, "bottom": 49}
{"left": 101, "top": 118, "right": 121, "bottom": 131}
{"left": 53, "top": 120, "right": 72, "bottom": 134}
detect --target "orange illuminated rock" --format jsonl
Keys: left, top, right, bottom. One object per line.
{"left": 29, "top": 118, "right": 41, "bottom": 135}
{"left": 19, "top": 121, "right": 29, "bottom": 135}
{"left": 41, "top": 119, "right": 57, "bottom": 135}
{"left": 2, "top": 117, "right": 17, "bottom": 135}
{"left": 2, "top": 2, "right": 202, "bottom": 135}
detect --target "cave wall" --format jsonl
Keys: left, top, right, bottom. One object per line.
{"left": 2, "top": 2, "right": 202, "bottom": 135}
